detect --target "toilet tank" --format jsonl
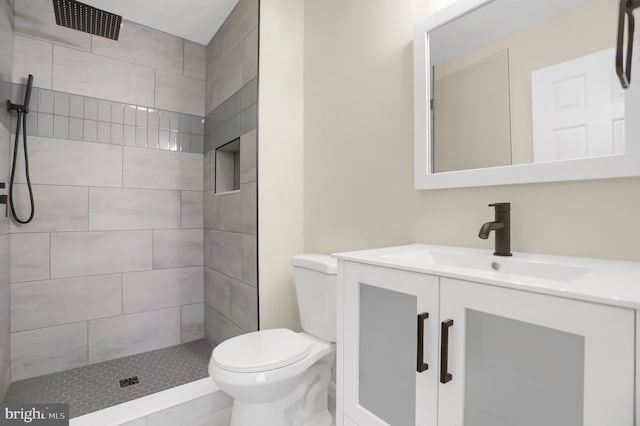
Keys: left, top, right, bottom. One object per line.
{"left": 292, "top": 254, "right": 337, "bottom": 342}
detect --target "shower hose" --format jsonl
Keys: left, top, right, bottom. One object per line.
{"left": 9, "top": 108, "right": 35, "bottom": 224}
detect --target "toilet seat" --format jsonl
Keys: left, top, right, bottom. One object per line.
{"left": 213, "top": 329, "right": 312, "bottom": 373}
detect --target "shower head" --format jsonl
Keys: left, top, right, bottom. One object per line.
{"left": 23, "top": 75, "right": 34, "bottom": 113}
{"left": 52, "top": 0, "right": 122, "bottom": 40}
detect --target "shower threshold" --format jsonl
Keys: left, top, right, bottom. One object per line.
{"left": 3, "top": 339, "right": 213, "bottom": 418}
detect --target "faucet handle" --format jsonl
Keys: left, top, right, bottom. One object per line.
{"left": 488, "top": 202, "right": 510, "bottom": 211}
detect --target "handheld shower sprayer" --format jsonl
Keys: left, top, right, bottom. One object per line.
{"left": 6, "top": 74, "right": 36, "bottom": 224}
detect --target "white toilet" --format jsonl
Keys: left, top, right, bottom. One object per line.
{"left": 209, "top": 254, "right": 337, "bottom": 426}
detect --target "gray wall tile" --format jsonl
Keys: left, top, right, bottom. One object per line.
{"left": 97, "top": 121, "right": 110, "bottom": 143}
{"left": 14, "top": 0, "right": 91, "bottom": 50}
{"left": 37, "top": 112, "right": 53, "bottom": 136}
{"left": 53, "top": 114, "right": 68, "bottom": 139}
{"left": 241, "top": 234, "right": 257, "bottom": 287}
{"left": 38, "top": 89, "right": 54, "bottom": 113}
{"left": 53, "top": 45, "right": 155, "bottom": 106}
{"left": 220, "top": 0, "right": 259, "bottom": 53}
{"left": 147, "top": 128, "right": 158, "bottom": 149}
{"left": 97, "top": 99, "right": 111, "bottom": 122}
{"left": 10, "top": 184, "right": 88, "bottom": 233}
{"left": 0, "top": 0, "right": 13, "bottom": 83}
{"left": 230, "top": 280, "right": 258, "bottom": 332}
{"left": 216, "top": 182, "right": 256, "bottom": 234}
{"left": 136, "top": 127, "right": 148, "bottom": 148}
{"left": 206, "top": 42, "right": 243, "bottom": 114}
{"left": 83, "top": 97, "right": 98, "bottom": 120}
{"left": 153, "top": 229, "right": 203, "bottom": 269}
{"left": 204, "top": 151, "right": 215, "bottom": 190}
{"left": 11, "top": 274, "right": 122, "bottom": 331}
{"left": 204, "top": 267, "right": 232, "bottom": 319}
{"left": 11, "top": 136, "right": 122, "bottom": 187}
{"left": 54, "top": 91, "right": 69, "bottom": 115}
{"left": 12, "top": 35, "right": 52, "bottom": 89}
{"left": 204, "top": 304, "right": 243, "bottom": 347}
{"left": 203, "top": 191, "right": 219, "bottom": 230}
{"left": 123, "top": 147, "right": 203, "bottom": 191}
{"left": 124, "top": 125, "right": 135, "bottom": 146}
{"left": 88, "top": 308, "right": 181, "bottom": 363}
{"left": 148, "top": 108, "right": 159, "bottom": 129}
{"left": 69, "top": 94, "right": 83, "bottom": 118}
{"left": 184, "top": 41, "right": 206, "bottom": 80}
{"left": 51, "top": 231, "right": 152, "bottom": 278}
{"left": 123, "top": 267, "right": 203, "bottom": 313}
{"left": 155, "top": 71, "right": 205, "bottom": 117}
{"left": 111, "top": 102, "right": 124, "bottom": 124}
{"left": 69, "top": 117, "right": 83, "bottom": 140}
{"left": 239, "top": 129, "right": 256, "bottom": 184}
{"left": 10, "top": 233, "right": 50, "bottom": 283}
{"left": 0, "top": 233, "right": 8, "bottom": 399}
{"left": 136, "top": 107, "right": 148, "bottom": 128}
{"left": 243, "top": 27, "right": 258, "bottom": 84}
{"left": 91, "top": 20, "right": 184, "bottom": 75}
{"left": 204, "top": 230, "right": 242, "bottom": 280}
{"left": 111, "top": 123, "right": 123, "bottom": 145}
{"left": 181, "top": 303, "right": 205, "bottom": 343}
{"left": 181, "top": 191, "right": 204, "bottom": 229}
{"left": 124, "top": 104, "right": 136, "bottom": 126}
{"left": 83, "top": 119, "right": 97, "bottom": 142}
{"left": 11, "top": 322, "right": 88, "bottom": 381}
{"left": 89, "top": 187, "right": 180, "bottom": 231}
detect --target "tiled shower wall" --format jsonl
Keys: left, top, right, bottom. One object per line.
{"left": 8, "top": 0, "right": 206, "bottom": 381}
{"left": 204, "top": 0, "right": 260, "bottom": 345}
{"left": 0, "top": 0, "right": 14, "bottom": 401}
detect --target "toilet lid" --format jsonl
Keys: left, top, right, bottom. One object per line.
{"left": 212, "top": 329, "right": 312, "bottom": 373}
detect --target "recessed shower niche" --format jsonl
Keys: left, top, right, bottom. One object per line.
{"left": 215, "top": 138, "right": 241, "bottom": 193}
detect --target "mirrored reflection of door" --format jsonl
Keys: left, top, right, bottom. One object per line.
{"left": 532, "top": 47, "right": 625, "bottom": 162}
{"left": 439, "top": 278, "right": 635, "bottom": 426}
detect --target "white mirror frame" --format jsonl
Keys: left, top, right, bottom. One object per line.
{"left": 414, "top": 0, "right": 640, "bottom": 190}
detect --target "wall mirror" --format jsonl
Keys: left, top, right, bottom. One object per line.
{"left": 414, "top": 0, "right": 640, "bottom": 189}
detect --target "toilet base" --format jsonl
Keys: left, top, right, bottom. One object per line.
{"left": 229, "top": 354, "right": 334, "bottom": 426}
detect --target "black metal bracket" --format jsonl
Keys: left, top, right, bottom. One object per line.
{"left": 7, "top": 99, "right": 28, "bottom": 114}
{"left": 616, "top": 0, "right": 640, "bottom": 89}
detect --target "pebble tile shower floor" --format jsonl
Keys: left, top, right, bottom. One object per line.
{"left": 3, "top": 339, "right": 213, "bottom": 418}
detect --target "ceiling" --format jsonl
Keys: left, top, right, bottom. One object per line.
{"left": 82, "top": 0, "right": 240, "bottom": 45}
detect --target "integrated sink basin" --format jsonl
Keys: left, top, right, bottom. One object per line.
{"left": 380, "top": 247, "right": 591, "bottom": 282}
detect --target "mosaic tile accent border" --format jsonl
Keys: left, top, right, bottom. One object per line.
{"left": 3, "top": 339, "right": 213, "bottom": 418}
{"left": 205, "top": 78, "right": 257, "bottom": 153}
{"left": 4, "top": 81, "right": 205, "bottom": 154}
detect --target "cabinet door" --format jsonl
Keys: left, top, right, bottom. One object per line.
{"left": 438, "top": 278, "right": 635, "bottom": 426}
{"left": 343, "top": 262, "right": 439, "bottom": 426}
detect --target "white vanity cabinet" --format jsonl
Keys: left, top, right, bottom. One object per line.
{"left": 337, "top": 252, "right": 637, "bottom": 426}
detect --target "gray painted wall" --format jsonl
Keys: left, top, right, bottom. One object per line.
{"left": 204, "top": 0, "right": 259, "bottom": 346}
{"left": 0, "top": 0, "right": 14, "bottom": 401}
{"left": 8, "top": 1, "right": 207, "bottom": 381}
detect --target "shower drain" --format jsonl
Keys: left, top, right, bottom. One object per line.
{"left": 119, "top": 376, "right": 139, "bottom": 388}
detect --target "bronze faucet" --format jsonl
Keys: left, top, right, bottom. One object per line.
{"left": 479, "top": 203, "right": 511, "bottom": 256}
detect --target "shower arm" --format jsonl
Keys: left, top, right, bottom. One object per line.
{"left": 616, "top": 0, "right": 640, "bottom": 89}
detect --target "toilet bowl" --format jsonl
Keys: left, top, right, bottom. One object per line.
{"left": 209, "top": 254, "right": 337, "bottom": 426}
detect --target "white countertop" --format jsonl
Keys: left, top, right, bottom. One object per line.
{"left": 333, "top": 244, "right": 640, "bottom": 310}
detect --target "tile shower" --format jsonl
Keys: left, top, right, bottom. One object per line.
{"left": 0, "top": 0, "right": 260, "bottom": 419}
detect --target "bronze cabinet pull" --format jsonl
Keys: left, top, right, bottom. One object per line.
{"left": 440, "top": 319, "right": 454, "bottom": 384}
{"left": 417, "top": 312, "right": 429, "bottom": 373}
